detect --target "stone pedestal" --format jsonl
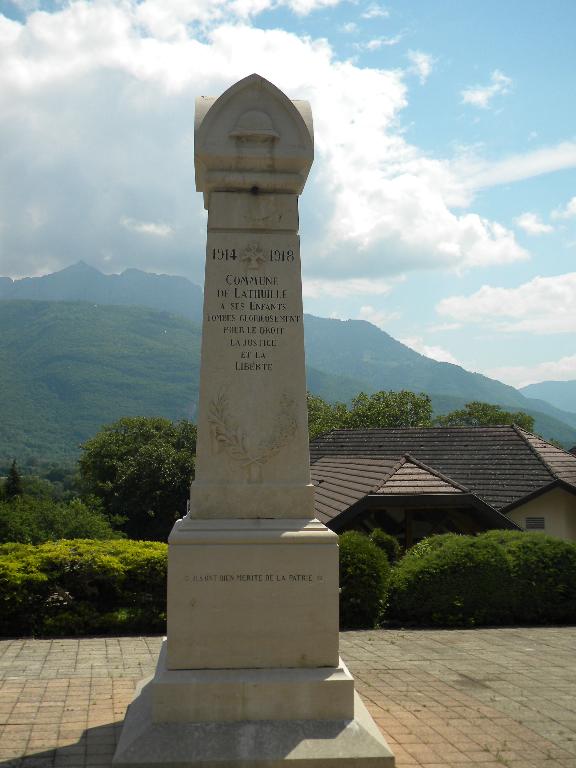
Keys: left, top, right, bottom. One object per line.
{"left": 166, "top": 518, "right": 339, "bottom": 670}
{"left": 113, "top": 74, "right": 394, "bottom": 768}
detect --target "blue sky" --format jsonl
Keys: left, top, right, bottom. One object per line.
{"left": 0, "top": 0, "right": 575, "bottom": 388}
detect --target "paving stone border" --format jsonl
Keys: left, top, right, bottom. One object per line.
{"left": 1, "top": 629, "right": 575, "bottom": 768}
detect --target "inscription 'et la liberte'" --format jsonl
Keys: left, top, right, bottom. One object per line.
{"left": 207, "top": 251, "right": 301, "bottom": 374}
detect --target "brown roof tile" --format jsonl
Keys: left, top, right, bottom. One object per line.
{"left": 309, "top": 426, "right": 574, "bottom": 510}
{"left": 376, "top": 457, "right": 464, "bottom": 496}
{"left": 311, "top": 457, "right": 395, "bottom": 523}
{"left": 516, "top": 428, "right": 576, "bottom": 487}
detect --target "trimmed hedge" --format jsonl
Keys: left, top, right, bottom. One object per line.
{"left": 0, "top": 539, "right": 167, "bottom": 636}
{"left": 2, "top": 531, "right": 576, "bottom": 636}
{"left": 482, "top": 530, "right": 576, "bottom": 624}
{"left": 389, "top": 531, "right": 576, "bottom": 627}
{"left": 339, "top": 531, "right": 390, "bottom": 629}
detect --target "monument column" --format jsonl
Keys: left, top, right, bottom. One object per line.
{"left": 113, "top": 74, "right": 395, "bottom": 768}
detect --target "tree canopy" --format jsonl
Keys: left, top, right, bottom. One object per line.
{"left": 347, "top": 391, "right": 433, "bottom": 430}
{"left": 435, "top": 401, "right": 535, "bottom": 432}
{"left": 307, "top": 390, "right": 432, "bottom": 439}
{"left": 79, "top": 417, "right": 196, "bottom": 541}
{"left": 0, "top": 496, "right": 117, "bottom": 544}
{"left": 307, "top": 392, "right": 535, "bottom": 438}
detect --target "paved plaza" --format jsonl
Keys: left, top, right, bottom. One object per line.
{"left": 1, "top": 628, "right": 575, "bottom": 768}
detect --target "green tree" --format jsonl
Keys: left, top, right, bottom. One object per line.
{"left": 435, "top": 401, "right": 534, "bottom": 432}
{"left": 79, "top": 417, "right": 196, "bottom": 541}
{"left": 306, "top": 393, "right": 349, "bottom": 439}
{"left": 307, "top": 390, "right": 433, "bottom": 438}
{"left": 4, "top": 460, "right": 23, "bottom": 500}
{"left": 347, "top": 390, "right": 433, "bottom": 429}
{"left": 0, "top": 496, "right": 118, "bottom": 544}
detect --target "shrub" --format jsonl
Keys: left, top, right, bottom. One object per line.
{"left": 339, "top": 531, "right": 390, "bottom": 629}
{"left": 482, "top": 530, "right": 576, "bottom": 624}
{"left": 388, "top": 533, "right": 514, "bottom": 627}
{"left": 369, "top": 528, "right": 401, "bottom": 563}
{"left": 0, "top": 539, "right": 167, "bottom": 637}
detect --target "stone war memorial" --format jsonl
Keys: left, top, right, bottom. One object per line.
{"left": 113, "top": 74, "right": 395, "bottom": 768}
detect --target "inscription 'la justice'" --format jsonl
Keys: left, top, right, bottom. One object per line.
{"left": 230, "top": 339, "right": 277, "bottom": 347}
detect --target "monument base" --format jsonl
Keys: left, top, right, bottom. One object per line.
{"left": 113, "top": 681, "right": 394, "bottom": 768}
{"left": 152, "top": 642, "right": 355, "bottom": 722}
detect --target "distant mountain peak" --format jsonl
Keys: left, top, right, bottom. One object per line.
{"left": 0, "top": 261, "right": 203, "bottom": 324}
{"left": 61, "top": 260, "right": 102, "bottom": 274}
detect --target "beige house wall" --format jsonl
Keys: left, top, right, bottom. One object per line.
{"left": 507, "top": 487, "right": 576, "bottom": 541}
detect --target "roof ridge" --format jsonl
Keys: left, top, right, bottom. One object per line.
{"left": 512, "top": 425, "right": 559, "bottom": 481}
{"left": 372, "top": 455, "right": 407, "bottom": 492}
{"left": 312, "top": 425, "right": 518, "bottom": 436}
{"left": 403, "top": 453, "right": 469, "bottom": 492}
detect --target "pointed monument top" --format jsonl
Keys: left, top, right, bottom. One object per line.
{"left": 194, "top": 75, "right": 313, "bottom": 206}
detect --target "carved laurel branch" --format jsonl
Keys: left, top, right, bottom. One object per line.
{"left": 208, "top": 393, "right": 249, "bottom": 464}
{"left": 208, "top": 391, "right": 297, "bottom": 471}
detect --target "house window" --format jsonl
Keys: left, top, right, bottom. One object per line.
{"left": 525, "top": 517, "right": 545, "bottom": 530}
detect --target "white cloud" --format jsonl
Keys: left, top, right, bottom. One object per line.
{"left": 0, "top": 2, "right": 530, "bottom": 284}
{"left": 121, "top": 217, "right": 173, "bottom": 237}
{"left": 552, "top": 196, "right": 576, "bottom": 220}
{"left": 361, "top": 4, "right": 389, "bottom": 18}
{"left": 302, "top": 278, "right": 393, "bottom": 298}
{"left": 357, "top": 304, "right": 399, "bottom": 328}
{"left": 355, "top": 35, "right": 402, "bottom": 51}
{"left": 437, "top": 273, "right": 576, "bottom": 334}
{"left": 457, "top": 141, "right": 576, "bottom": 192}
{"left": 407, "top": 50, "right": 434, "bottom": 85}
{"left": 135, "top": 0, "right": 339, "bottom": 32}
{"left": 427, "top": 322, "right": 461, "bottom": 332}
{"left": 461, "top": 69, "right": 512, "bottom": 109}
{"left": 338, "top": 22, "right": 358, "bottom": 33}
{"left": 399, "top": 336, "right": 461, "bottom": 365}
{"left": 282, "top": 0, "right": 341, "bottom": 16}
{"left": 514, "top": 212, "right": 553, "bottom": 236}
{"left": 485, "top": 354, "right": 576, "bottom": 389}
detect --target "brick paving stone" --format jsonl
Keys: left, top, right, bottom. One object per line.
{"left": 0, "top": 629, "right": 575, "bottom": 767}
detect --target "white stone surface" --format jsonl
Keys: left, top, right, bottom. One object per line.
{"left": 189, "top": 190, "right": 313, "bottom": 519}
{"left": 189, "top": 74, "right": 315, "bottom": 521}
{"left": 166, "top": 518, "right": 339, "bottom": 669}
{"left": 114, "top": 679, "right": 394, "bottom": 768}
{"left": 153, "top": 641, "right": 354, "bottom": 722}
{"left": 194, "top": 75, "right": 313, "bottom": 207}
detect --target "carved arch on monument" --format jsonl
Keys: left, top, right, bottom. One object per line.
{"left": 194, "top": 74, "right": 314, "bottom": 200}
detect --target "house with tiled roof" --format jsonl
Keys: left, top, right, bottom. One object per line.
{"left": 309, "top": 425, "right": 576, "bottom": 545}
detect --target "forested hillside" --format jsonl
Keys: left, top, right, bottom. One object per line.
{"left": 2, "top": 299, "right": 576, "bottom": 462}
{"left": 0, "top": 302, "right": 200, "bottom": 462}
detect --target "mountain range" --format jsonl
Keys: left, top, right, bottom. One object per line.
{"left": 1, "top": 262, "right": 575, "bottom": 462}
{"left": 0, "top": 261, "right": 203, "bottom": 323}
{"left": 519, "top": 380, "right": 576, "bottom": 414}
